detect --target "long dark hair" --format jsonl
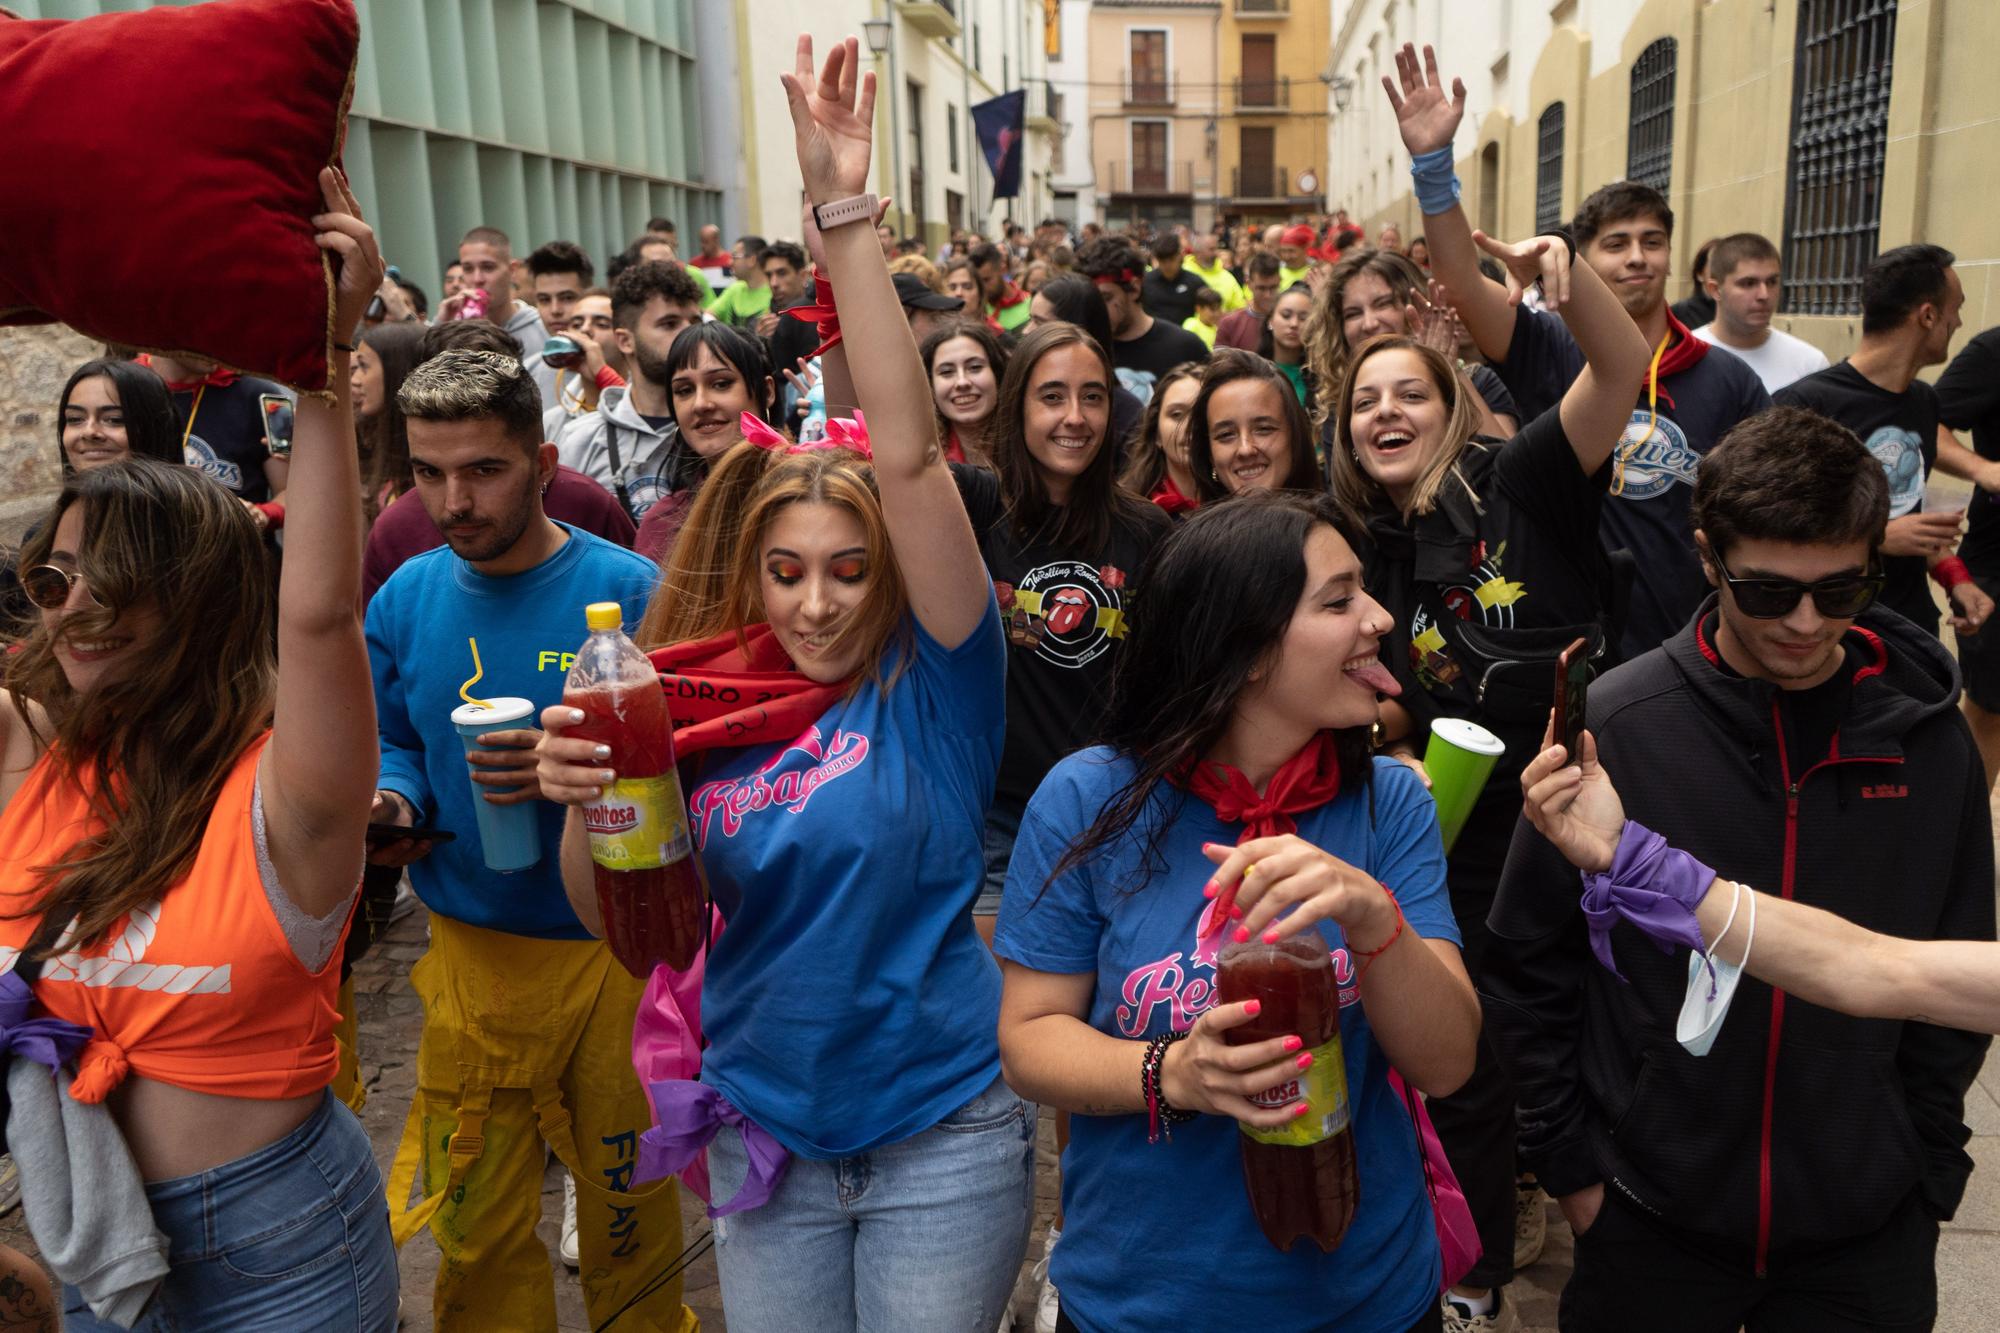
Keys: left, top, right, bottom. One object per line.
{"left": 56, "top": 359, "right": 181, "bottom": 472}
{"left": 1186, "top": 348, "right": 1322, "bottom": 502}
{"left": 1050, "top": 490, "right": 1374, "bottom": 893}
{"left": 919, "top": 319, "right": 1010, "bottom": 466}
{"left": 357, "top": 322, "right": 427, "bottom": 521}
{"left": 6, "top": 460, "right": 274, "bottom": 955}
{"left": 660, "top": 323, "right": 778, "bottom": 491}
{"left": 1034, "top": 275, "right": 1118, "bottom": 360}
{"left": 989, "top": 323, "right": 1153, "bottom": 553}
{"left": 1119, "top": 361, "right": 1205, "bottom": 495}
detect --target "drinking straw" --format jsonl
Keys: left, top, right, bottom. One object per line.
{"left": 460, "top": 637, "right": 494, "bottom": 709}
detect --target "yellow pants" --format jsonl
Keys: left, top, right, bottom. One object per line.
{"left": 386, "top": 913, "right": 697, "bottom": 1333}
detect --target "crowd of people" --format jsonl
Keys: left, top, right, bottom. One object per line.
{"left": 5, "top": 31, "right": 2000, "bottom": 1333}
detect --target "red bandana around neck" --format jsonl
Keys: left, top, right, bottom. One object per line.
{"left": 648, "top": 624, "right": 852, "bottom": 758}
{"left": 1645, "top": 310, "right": 1709, "bottom": 404}
{"left": 1149, "top": 476, "right": 1198, "bottom": 516}
{"left": 136, "top": 352, "right": 238, "bottom": 392}
{"left": 1178, "top": 730, "right": 1343, "bottom": 844}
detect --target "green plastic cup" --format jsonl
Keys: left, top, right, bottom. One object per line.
{"left": 1423, "top": 718, "right": 1507, "bottom": 853}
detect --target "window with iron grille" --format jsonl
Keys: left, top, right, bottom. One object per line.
{"left": 1781, "top": 0, "right": 1898, "bottom": 315}
{"left": 1627, "top": 38, "right": 1676, "bottom": 192}
{"left": 1535, "top": 103, "right": 1565, "bottom": 232}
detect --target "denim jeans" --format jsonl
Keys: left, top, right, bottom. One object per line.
{"left": 707, "top": 1073, "right": 1036, "bottom": 1333}
{"left": 975, "top": 799, "right": 1025, "bottom": 916}
{"left": 61, "top": 1092, "right": 398, "bottom": 1332}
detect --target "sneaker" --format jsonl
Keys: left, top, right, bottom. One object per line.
{"left": 1513, "top": 1180, "right": 1547, "bottom": 1269}
{"left": 1030, "top": 1226, "right": 1061, "bottom": 1333}
{"left": 560, "top": 1172, "right": 580, "bottom": 1269}
{"left": 1441, "top": 1289, "right": 1521, "bottom": 1333}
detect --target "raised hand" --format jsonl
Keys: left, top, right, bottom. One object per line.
{"left": 1519, "top": 718, "right": 1625, "bottom": 874}
{"left": 312, "top": 166, "right": 385, "bottom": 338}
{"left": 801, "top": 192, "right": 893, "bottom": 273}
{"left": 1408, "top": 281, "right": 1464, "bottom": 359}
{"left": 779, "top": 35, "right": 877, "bottom": 205}
{"left": 1473, "top": 229, "right": 1572, "bottom": 310}
{"left": 1382, "top": 43, "right": 1466, "bottom": 158}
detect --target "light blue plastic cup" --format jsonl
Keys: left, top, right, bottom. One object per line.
{"left": 451, "top": 697, "right": 542, "bottom": 873}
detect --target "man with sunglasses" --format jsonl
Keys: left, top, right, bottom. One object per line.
{"left": 1776, "top": 243, "right": 1993, "bottom": 641}
{"left": 1485, "top": 407, "right": 1993, "bottom": 1332}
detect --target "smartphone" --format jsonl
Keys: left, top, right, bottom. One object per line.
{"left": 366, "top": 822, "right": 456, "bottom": 845}
{"left": 1552, "top": 636, "right": 1592, "bottom": 762}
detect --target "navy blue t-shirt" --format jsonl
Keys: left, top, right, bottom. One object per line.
{"left": 1494, "top": 307, "right": 1770, "bottom": 657}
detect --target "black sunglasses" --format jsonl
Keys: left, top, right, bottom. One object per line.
{"left": 21, "top": 564, "right": 99, "bottom": 612}
{"left": 1713, "top": 551, "right": 1883, "bottom": 620}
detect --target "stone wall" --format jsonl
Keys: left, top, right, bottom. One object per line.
{"left": 0, "top": 323, "right": 99, "bottom": 539}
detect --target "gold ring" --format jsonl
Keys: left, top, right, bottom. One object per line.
{"left": 1244, "top": 862, "right": 1258, "bottom": 879}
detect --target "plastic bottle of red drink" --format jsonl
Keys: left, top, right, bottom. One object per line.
{"left": 563, "top": 602, "right": 705, "bottom": 975}
{"left": 1215, "top": 926, "right": 1359, "bottom": 1252}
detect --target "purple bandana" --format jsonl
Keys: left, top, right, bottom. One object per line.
{"left": 636, "top": 1079, "right": 789, "bottom": 1217}
{"left": 1579, "top": 821, "right": 1715, "bottom": 980}
{"left": 0, "top": 970, "right": 92, "bottom": 1071}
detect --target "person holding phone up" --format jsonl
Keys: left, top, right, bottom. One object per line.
{"left": 1329, "top": 53, "right": 1651, "bottom": 1330}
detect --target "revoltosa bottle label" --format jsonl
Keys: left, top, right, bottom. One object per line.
{"left": 583, "top": 775, "right": 691, "bottom": 869}
{"left": 1241, "top": 1036, "right": 1351, "bottom": 1147}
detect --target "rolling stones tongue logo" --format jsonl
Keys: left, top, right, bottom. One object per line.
{"left": 995, "top": 558, "right": 1130, "bottom": 669}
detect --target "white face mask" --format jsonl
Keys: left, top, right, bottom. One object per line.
{"left": 1677, "top": 880, "right": 1756, "bottom": 1058}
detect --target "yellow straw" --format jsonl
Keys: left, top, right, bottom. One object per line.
{"left": 460, "top": 637, "right": 494, "bottom": 708}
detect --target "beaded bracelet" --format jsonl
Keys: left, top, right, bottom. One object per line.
{"left": 1141, "top": 1030, "right": 1196, "bottom": 1144}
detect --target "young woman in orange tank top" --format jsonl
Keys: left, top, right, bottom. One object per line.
{"left": 0, "top": 171, "right": 396, "bottom": 1331}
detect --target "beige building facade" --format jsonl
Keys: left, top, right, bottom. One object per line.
{"left": 1333, "top": 0, "right": 1999, "bottom": 362}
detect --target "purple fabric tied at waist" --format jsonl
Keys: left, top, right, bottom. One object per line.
{"left": 0, "top": 970, "right": 92, "bottom": 1072}
{"left": 636, "top": 1079, "right": 790, "bottom": 1218}
{"left": 1579, "top": 820, "right": 1715, "bottom": 981}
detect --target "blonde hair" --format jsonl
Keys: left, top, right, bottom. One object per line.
{"left": 635, "top": 442, "right": 912, "bottom": 686}
{"left": 1328, "top": 335, "right": 1483, "bottom": 521}
{"left": 887, "top": 254, "right": 944, "bottom": 292}
{"left": 396, "top": 349, "right": 544, "bottom": 452}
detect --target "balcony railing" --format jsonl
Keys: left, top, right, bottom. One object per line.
{"left": 1231, "top": 163, "right": 1291, "bottom": 200}
{"left": 1235, "top": 0, "right": 1288, "bottom": 14}
{"left": 1123, "top": 68, "right": 1174, "bottom": 106}
{"left": 1233, "top": 75, "right": 1290, "bottom": 110}
{"left": 1103, "top": 160, "right": 1196, "bottom": 195}
{"left": 895, "top": 0, "right": 960, "bottom": 40}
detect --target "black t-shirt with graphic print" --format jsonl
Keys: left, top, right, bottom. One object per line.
{"left": 1495, "top": 306, "right": 1771, "bottom": 658}
{"left": 954, "top": 464, "right": 1173, "bottom": 809}
{"left": 1777, "top": 362, "right": 1941, "bottom": 635}
{"left": 1111, "top": 318, "right": 1210, "bottom": 405}
{"left": 167, "top": 375, "right": 291, "bottom": 503}
{"left": 1364, "top": 406, "right": 1613, "bottom": 784}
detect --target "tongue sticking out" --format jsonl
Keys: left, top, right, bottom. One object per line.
{"left": 1345, "top": 660, "right": 1402, "bottom": 697}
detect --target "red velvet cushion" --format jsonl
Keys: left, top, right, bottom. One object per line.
{"left": 0, "top": 0, "right": 358, "bottom": 393}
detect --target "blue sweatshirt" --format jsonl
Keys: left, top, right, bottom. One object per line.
{"left": 366, "top": 524, "right": 659, "bottom": 938}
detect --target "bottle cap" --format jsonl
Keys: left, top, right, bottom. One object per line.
{"left": 584, "top": 602, "right": 623, "bottom": 632}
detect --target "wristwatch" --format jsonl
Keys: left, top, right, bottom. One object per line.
{"left": 812, "top": 193, "right": 879, "bottom": 233}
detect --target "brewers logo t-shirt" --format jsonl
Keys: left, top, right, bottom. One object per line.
{"left": 1777, "top": 361, "right": 1943, "bottom": 634}
{"left": 955, "top": 464, "right": 1174, "bottom": 809}
{"left": 1495, "top": 305, "right": 1771, "bottom": 657}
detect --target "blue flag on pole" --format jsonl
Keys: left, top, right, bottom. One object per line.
{"left": 972, "top": 89, "right": 1026, "bottom": 199}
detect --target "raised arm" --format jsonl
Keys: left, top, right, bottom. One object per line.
{"left": 1383, "top": 44, "right": 1520, "bottom": 362}
{"left": 1474, "top": 231, "right": 1650, "bottom": 469}
{"left": 781, "top": 36, "right": 989, "bottom": 649}
{"left": 260, "top": 168, "right": 382, "bottom": 918}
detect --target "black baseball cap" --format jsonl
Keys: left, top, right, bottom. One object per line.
{"left": 893, "top": 272, "right": 964, "bottom": 311}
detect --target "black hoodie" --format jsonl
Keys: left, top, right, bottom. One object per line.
{"left": 1485, "top": 598, "right": 1993, "bottom": 1273}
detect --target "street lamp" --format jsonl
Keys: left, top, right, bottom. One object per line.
{"left": 862, "top": 14, "right": 905, "bottom": 235}
{"left": 1330, "top": 75, "right": 1354, "bottom": 113}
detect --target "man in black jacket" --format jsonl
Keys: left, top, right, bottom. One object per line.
{"left": 1487, "top": 407, "right": 1993, "bottom": 1331}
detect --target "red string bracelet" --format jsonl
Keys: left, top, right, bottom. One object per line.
{"left": 1354, "top": 881, "right": 1406, "bottom": 977}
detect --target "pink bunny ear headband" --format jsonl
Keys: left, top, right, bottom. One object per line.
{"left": 738, "top": 410, "right": 874, "bottom": 461}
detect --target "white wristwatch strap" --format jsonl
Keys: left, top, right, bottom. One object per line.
{"left": 812, "top": 193, "right": 879, "bottom": 232}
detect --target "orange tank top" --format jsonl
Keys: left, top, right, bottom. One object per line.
{"left": 0, "top": 733, "right": 348, "bottom": 1103}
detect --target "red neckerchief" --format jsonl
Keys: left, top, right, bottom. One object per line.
{"left": 991, "top": 282, "right": 1030, "bottom": 311}
{"left": 649, "top": 624, "right": 852, "bottom": 759}
{"left": 1644, "top": 310, "right": 1709, "bottom": 409}
{"left": 1177, "top": 730, "right": 1342, "bottom": 843}
{"left": 135, "top": 352, "right": 238, "bottom": 391}
{"left": 1149, "top": 476, "right": 1198, "bottom": 515}
{"left": 943, "top": 427, "right": 968, "bottom": 465}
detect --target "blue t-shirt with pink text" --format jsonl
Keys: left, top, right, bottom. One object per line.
{"left": 693, "top": 598, "right": 1006, "bottom": 1159}
{"left": 994, "top": 750, "right": 1458, "bottom": 1333}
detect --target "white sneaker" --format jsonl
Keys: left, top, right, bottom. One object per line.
{"left": 1513, "top": 1180, "right": 1547, "bottom": 1269}
{"left": 1030, "top": 1225, "right": 1061, "bottom": 1333}
{"left": 560, "top": 1172, "right": 580, "bottom": 1269}
{"left": 1442, "top": 1288, "right": 1521, "bottom": 1333}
